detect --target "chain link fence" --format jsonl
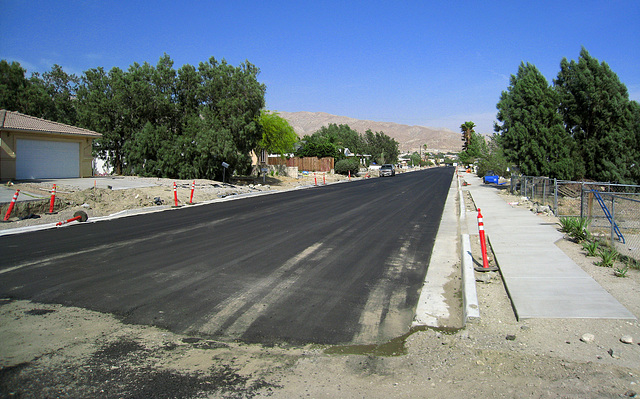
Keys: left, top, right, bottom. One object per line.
{"left": 581, "top": 190, "right": 640, "bottom": 263}
{"left": 511, "top": 176, "right": 640, "bottom": 217}
{"left": 510, "top": 175, "right": 640, "bottom": 262}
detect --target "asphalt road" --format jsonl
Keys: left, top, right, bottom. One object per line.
{"left": 1, "top": 167, "right": 454, "bottom": 346}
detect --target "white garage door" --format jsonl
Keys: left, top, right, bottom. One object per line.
{"left": 16, "top": 139, "right": 80, "bottom": 179}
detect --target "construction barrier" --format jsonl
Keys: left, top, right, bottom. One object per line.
{"left": 172, "top": 182, "right": 181, "bottom": 208}
{"left": 2, "top": 189, "right": 20, "bottom": 222}
{"left": 56, "top": 210, "right": 88, "bottom": 227}
{"left": 476, "top": 209, "right": 497, "bottom": 271}
{"left": 46, "top": 184, "right": 58, "bottom": 214}
{"left": 188, "top": 180, "right": 196, "bottom": 204}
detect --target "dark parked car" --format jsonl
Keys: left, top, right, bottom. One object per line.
{"left": 483, "top": 170, "right": 499, "bottom": 184}
{"left": 380, "top": 164, "right": 395, "bottom": 177}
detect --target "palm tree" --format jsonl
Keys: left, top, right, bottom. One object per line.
{"left": 460, "top": 121, "right": 475, "bottom": 150}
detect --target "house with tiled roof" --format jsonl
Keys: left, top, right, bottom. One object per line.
{"left": 0, "top": 110, "right": 101, "bottom": 180}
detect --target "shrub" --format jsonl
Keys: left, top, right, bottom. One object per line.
{"left": 582, "top": 240, "right": 599, "bottom": 257}
{"left": 558, "top": 217, "right": 577, "bottom": 233}
{"left": 614, "top": 264, "right": 629, "bottom": 277}
{"left": 558, "top": 217, "right": 591, "bottom": 243}
{"left": 335, "top": 158, "right": 361, "bottom": 176}
{"left": 571, "top": 217, "right": 591, "bottom": 243}
{"left": 595, "top": 247, "right": 618, "bottom": 268}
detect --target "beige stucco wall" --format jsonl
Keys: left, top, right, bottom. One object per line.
{"left": 0, "top": 130, "right": 95, "bottom": 180}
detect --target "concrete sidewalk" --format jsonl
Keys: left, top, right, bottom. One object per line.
{"left": 0, "top": 186, "right": 45, "bottom": 203}
{"left": 461, "top": 173, "right": 635, "bottom": 320}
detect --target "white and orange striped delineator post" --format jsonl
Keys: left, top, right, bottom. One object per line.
{"left": 188, "top": 180, "right": 196, "bottom": 205}
{"left": 56, "top": 210, "right": 88, "bottom": 227}
{"left": 476, "top": 208, "right": 498, "bottom": 271}
{"left": 348, "top": 171, "right": 351, "bottom": 181}
{"left": 2, "top": 189, "right": 20, "bottom": 222}
{"left": 172, "top": 182, "right": 181, "bottom": 208}
{"left": 46, "top": 184, "right": 58, "bottom": 214}
{"left": 314, "top": 173, "right": 317, "bottom": 186}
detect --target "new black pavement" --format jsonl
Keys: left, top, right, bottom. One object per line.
{"left": 0, "top": 167, "right": 454, "bottom": 345}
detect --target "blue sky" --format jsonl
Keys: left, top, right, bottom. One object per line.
{"left": 2, "top": 1, "right": 639, "bottom": 134}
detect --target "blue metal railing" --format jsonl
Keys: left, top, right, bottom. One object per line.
{"left": 591, "top": 190, "right": 625, "bottom": 244}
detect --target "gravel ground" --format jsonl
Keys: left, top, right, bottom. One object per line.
{"left": 1, "top": 175, "right": 639, "bottom": 398}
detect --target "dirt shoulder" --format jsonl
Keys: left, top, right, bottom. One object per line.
{"left": 1, "top": 175, "right": 640, "bottom": 398}
{"left": 0, "top": 173, "right": 348, "bottom": 231}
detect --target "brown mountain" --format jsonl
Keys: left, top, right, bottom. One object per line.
{"left": 278, "top": 111, "right": 462, "bottom": 153}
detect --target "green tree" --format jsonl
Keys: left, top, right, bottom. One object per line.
{"left": 295, "top": 134, "right": 341, "bottom": 158}
{"left": 0, "top": 60, "right": 30, "bottom": 112}
{"left": 198, "top": 57, "right": 265, "bottom": 167}
{"left": 409, "top": 152, "right": 422, "bottom": 166}
{"left": 477, "top": 135, "right": 509, "bottom": 177}
{"left": 495, "top": 62, "right": 580, "bottom": 179}
{"left": 364, "top": 129, "right": 399, "bottom": 164}
{"left": 294, "top": 123, "right": 364, "bottom": 160}
{"left": 76, "top": 66, "right": 130, "bottom": 174}
{"left": 458, "top": 121, "right": 487, "bottom": 165}
{"left": 629, "top": 101, "right": 640, "bottom": 184}
{"left": 555, "top": 47, "right": 639, "bottom": 183}
{"left": 460, "top": 121, "right": 475, "bottom": 151}
{"left": 39, "top": 64, "right": 80, "bottom": 125}
{"left": 313, "top": 123, "right": 364, "bottom": 159}
{"left": 76, "top": 55, "right": 266, "bottom": 180}
{"left": 0, "top": 60, "right": 55, "bottom": 118}
{"left": 258, "top": 110, "right": 298, "bottom": 155}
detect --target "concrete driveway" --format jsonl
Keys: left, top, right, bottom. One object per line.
{"left": 0, "top": 186, "right": 44, "bottom": 203}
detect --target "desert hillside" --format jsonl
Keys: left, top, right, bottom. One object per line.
{"left": 278, "top": 111, "right": 462, "bottom": 153}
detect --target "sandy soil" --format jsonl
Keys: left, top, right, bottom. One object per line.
{"left": 1, "top": 175, "right": 639, "bottom": 398}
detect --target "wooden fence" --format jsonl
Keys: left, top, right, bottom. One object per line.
{"left": 267, "top": 157, "right": 334, "bottom": 172}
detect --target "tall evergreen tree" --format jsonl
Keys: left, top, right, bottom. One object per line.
{"left": 0, "top": 60, "right": 28, "bottom": 112}
{"left": 495, "top": 62, "right": 580, "bottom": 179}
{"left": 555, "top": 47, "right": 638, "bottom": 183}
{"left": 76, "top": 66, "right": 130, "bottom": 174}
{"left": 629, "top": 101, "right": 640, "bottom": 184}
{"left": 196, "top": 57, "right": 265, "bottom": 176}
{"left": 0, "top": 60, "right": 56, "bottom": 119}
{"left": 39, "top": 64, "right": 80, "bottom": 125}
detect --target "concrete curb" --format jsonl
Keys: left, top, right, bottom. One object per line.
{"left": 412, "top": 170, "right": 459, "bottom": 327}
{"left": 461, "top": 233, "right": 480, "bottom": 322}
{"left": 457, "top": 171, "right": 481, "bottom": 325}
